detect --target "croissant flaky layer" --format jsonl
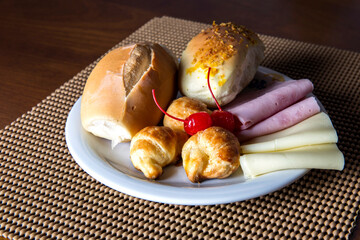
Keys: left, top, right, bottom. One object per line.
{"left": 130, "top": 126, "right": 188, "bottom": 179}
{"left": 182, "top": 126, "right": 241, "bottom": 183}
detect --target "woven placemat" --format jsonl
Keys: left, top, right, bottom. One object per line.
{"left": 1, "top": 16, "right": 359, "bottom": 240}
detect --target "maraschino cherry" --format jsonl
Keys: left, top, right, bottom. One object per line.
{"left": 152, "top": 89, "right": 212, "bottom": 135}
{"left": 207, "top": 67, "right": 241, "bottom": 132}
{"left": 152, "top": 67, "right": 241, "bottom": 135}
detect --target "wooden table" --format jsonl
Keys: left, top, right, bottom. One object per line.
{"left": 0, "top": 1, "right": 359, "bottom": 239}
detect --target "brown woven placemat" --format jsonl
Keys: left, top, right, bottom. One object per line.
{"left": 1, "top": 16, "right": 359, "bottom": 240}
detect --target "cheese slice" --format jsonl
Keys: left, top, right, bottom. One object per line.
{"left": 241, "top": 112, "right": 338, "bottom": 153}
{"left": 240, "top": 144, "right": 344, "bottom": 178}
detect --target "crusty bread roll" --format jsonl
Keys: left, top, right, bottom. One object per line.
{"left": 130, "top": 126, "right": 188, "bottom": 179}
{"left": 182, "top": 126, "right": 241, "bottom": 182}
{"left": 163, "top": 97, "right": 212, "bottom": 133}
{"left": 179, "top": 22, "right": 265, "bottom": 107}
{"left": 81, "top": 43, "right": 178, "bottom": 146}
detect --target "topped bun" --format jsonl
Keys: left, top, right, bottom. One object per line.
{"left": 179, "top": 22, "right": 265, "bottom": 107}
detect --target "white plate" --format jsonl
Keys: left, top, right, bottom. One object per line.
{"left": 65, "top": 66, "right": 308, "bottom": 205}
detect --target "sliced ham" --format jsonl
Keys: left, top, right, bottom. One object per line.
{"left": 236, "top": 97, "right": 320, "bottom": 142}
{"left": 224, "top": 79, "right": 314, "bottom": 130}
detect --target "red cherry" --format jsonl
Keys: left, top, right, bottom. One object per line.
{"left": 233, "top": 115, "right": 242, "bottom": 132}
{"left": 184, "top": 112, "right": 213, "bottom": 135}
{"left": 152, "top": 89, "right": 212, "bottom": 135}
{"left": 211, "top": 110, "right": 235, "bottom": 132}
{"left": 207, "top": 67, "right": 241, "bottom": 133}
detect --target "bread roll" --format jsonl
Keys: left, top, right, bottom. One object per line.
{"left": 182, "top": 126, "right": 240, "bottom": 182}
{"left": 130, "top": 126, "right": 188, "bottom": 179}
{"left": 179, "top": 22, "right": 265, "bottom": 107}
{"left": 81, "top": 43, "right": 178, "bottom": 146}
{"left": 163, "top": 97, "right": 211, "bottom": 133}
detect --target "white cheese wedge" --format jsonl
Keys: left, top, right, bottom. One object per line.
{"left": 240, "top": 144, "right": 344, "bottom": 178}
{"left": 241, "top": 112, "right": 338, "bottom": 153}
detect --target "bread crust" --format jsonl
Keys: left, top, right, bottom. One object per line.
{"left": 179, "top": 22, "right": 265, "bottom": 107}
{"left": 81, "top": 43, "right": 177, "bottom": 144}
{"left": 182, "top": 126, "right": 241, "bottom": 182}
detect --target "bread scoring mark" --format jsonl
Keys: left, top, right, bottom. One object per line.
{"left": 123, "top": 43, "right": 152, "bottom": 96}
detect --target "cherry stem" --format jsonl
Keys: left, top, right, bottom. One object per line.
{"left": 152, "top": 89, "right": 185, "bottom": 122}
{"left": 207, "top": 67, "right": 223, "bottom": 111}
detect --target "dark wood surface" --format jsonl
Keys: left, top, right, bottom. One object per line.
{"left": 0, "top": 1, "right": 359, "bottom": 239}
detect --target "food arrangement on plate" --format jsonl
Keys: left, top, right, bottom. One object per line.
{"left": 80, "top": 21, "right": 344, "bottom": 183}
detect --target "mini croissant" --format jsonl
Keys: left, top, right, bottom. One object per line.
{"left": 182, "top": 126, "right": 241, "bottom": 182}
{"left": 130, "top": 126, "right": 188, "bottom": 179}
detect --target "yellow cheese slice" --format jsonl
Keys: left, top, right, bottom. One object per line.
{"left": 241, "top": 112, "right": 338, "bottom": 153}
{"left": 240, "top": 144, "right": 344, "bottom": 178}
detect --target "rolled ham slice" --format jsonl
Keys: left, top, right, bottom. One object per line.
{"left": 236, "top": 97, "right": 321, "bottom": 142}
{"left": 224, "top": 79, "right": 314, "bottom": 130}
